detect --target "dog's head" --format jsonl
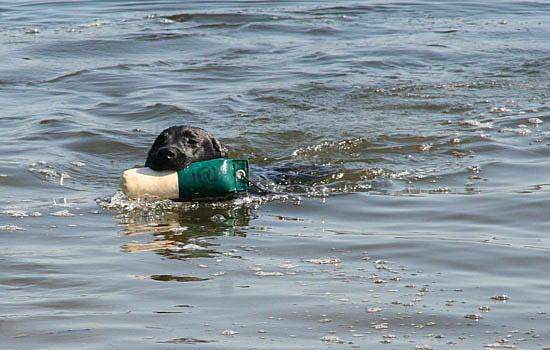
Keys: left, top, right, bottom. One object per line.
{"left": 145, "top": 126, "right": 228, "bottom": 171}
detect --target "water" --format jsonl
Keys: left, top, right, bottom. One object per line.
{"left": 1, "top": 1, "right": 549, "bottom": 348}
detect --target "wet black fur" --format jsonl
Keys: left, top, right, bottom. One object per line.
{"left": 145, "top": 126, "right": 228, "bottom": 171}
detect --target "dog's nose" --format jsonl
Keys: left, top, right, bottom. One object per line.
{"left": 158, "top": 147, "right": 177, "bottom": 160}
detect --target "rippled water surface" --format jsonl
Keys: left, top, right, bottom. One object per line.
{"left": 1, "top": 1, "right": 550, "bottom": 349}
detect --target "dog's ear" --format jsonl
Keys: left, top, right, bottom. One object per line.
{"left": 211, "top": 137, "right": 228, "bottom": 158}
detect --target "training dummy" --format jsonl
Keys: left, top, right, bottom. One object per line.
{"left": 120, "top": 158, "right": 249, "bottom": 201}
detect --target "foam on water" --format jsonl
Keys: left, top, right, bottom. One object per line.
{"left": 0, "top": 224, "right": 25, "bottom": 231}
{"left": 96, "top": 189, "right": 299, "bottom": 215}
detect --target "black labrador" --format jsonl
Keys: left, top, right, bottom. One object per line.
{"left": 145, "top": 125, "right": 329, "bottom": 195}
{"left": 145, "top": 125, "right": 228, "bottom": 171}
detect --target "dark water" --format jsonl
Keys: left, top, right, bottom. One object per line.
{"left": 1, "top": 1, "right": 550, "bottom": 349}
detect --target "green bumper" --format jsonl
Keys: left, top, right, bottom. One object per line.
{"left": 177, "top": 158, "right": 249, "bottom": 200}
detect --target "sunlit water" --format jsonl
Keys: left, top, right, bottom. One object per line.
{"left": 1, "top": 1, "right": 549, "bottom": 349}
